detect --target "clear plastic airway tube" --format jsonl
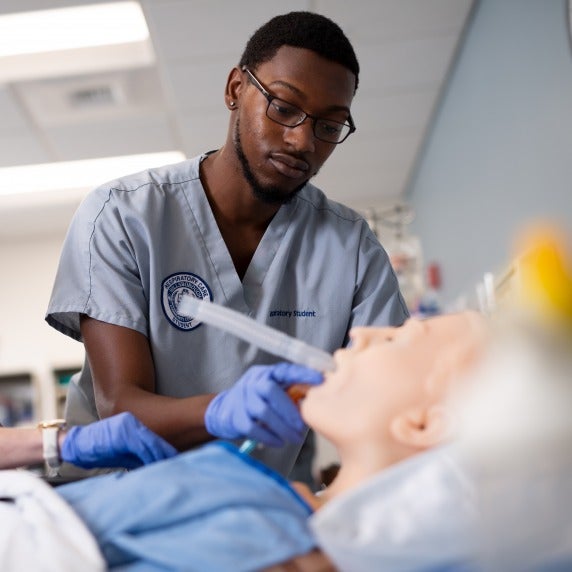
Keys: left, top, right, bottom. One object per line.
{"left": 178, "top": 295, "right": 336, "bottom": 372}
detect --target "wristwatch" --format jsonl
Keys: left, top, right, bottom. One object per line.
{"left": 38, "top": 419, "right": 67, "bottom": 470}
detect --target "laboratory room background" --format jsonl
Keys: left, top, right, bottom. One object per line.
{"left": 0, "top": 0, "right": 571, "bottom": 484}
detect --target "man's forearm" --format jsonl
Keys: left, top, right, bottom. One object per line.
{"left": 96, "top": 388, "right": 216, "bottom": 451}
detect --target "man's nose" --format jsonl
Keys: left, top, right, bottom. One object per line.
{"left": 283, "top": 117, "right": 316, "bottom": 153}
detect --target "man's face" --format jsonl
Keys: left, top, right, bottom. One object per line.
{"left": 233, "top": 45, "right": 355, "bottom": 205}
{"left": 301, "top": 312, "right": 485, "bottom": 444}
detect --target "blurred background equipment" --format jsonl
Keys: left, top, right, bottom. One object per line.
{"left": 364, "top": 203, "right": 425, "bottom": 313}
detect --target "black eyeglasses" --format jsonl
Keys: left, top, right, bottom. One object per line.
{"left": 242, "top": 66, "right": 356, "bottom": 144}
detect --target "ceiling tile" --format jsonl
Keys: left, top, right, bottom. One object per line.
{"left": 162, "top": 58, "right": 231, "bottom": 113}
{"left": 315, "top": 0, "right": 473, "bottom": 43}
{"left": 0, "top": 86, "right": 31, "bottom": 133}
{"left": 313, "top": 132, "right": 423, "bottom": 204}
{"left": 45, "top": 113, "right": 177, "bottom": 160}
{"left": 0, "top": 132, "right": 50, "bottom": 166}
{"left": 359, "top": 35, "right": 461, "bottom": 94}
{"left": 351, "top": 89, "right": 439, "bottom": 136}
{"left": 176, "top": 110, "right": 229, "bottom": 157}
{"left": 144, "top": 0, "right": 308, "bottom": 63}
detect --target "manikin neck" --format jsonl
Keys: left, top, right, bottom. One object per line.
{"left": 316, "top": 440, "right": 414, "bottom": 506}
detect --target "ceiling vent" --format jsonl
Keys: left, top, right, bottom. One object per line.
{"left": 67, "top": 84, "right": 124, "bottom": 109}
{"left": 14, "top": 67, "right": 163, "bottom": 126}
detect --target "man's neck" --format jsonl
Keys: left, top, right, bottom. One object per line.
{"left": 199, "top": 148, "right": 279, "bottom": 279}
{"left": 200, "top": 147, "right": 280, "bottom": 228}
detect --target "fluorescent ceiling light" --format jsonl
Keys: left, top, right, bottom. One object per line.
{"left": 0, "top": 152, "right": 186, "bottom": 196}
{"left": 0, "top": 2, "right": 149, "bottom": 57}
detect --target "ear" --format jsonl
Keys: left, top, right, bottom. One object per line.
{"left": 389, "top": 404, "right": 452, "bottom": 450}
{"left": 225, "top": 66, "right": 244, "bottom": 110}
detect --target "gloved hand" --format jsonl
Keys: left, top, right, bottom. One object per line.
{"left": 205, "top": 362, "right": 323, "bottom": 447}
{"left": 61, "top": 412, "right": 178, "bottom": 469}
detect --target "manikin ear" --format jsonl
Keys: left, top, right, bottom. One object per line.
{"left": 389, "top": 404, "right": 453, "bottom": 450}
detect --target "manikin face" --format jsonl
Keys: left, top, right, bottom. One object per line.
{"left": 232, "top": 45, "right": 355, "bottom": 205}
{"left": 301, "top": 312, "right": 485, "bottom": 446}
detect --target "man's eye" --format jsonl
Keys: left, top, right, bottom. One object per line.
{"left": 317, "top": 121, "right": 342, "bottom": 136}
{"left": 272, "top": 102, "right": 297, "bottom": 117}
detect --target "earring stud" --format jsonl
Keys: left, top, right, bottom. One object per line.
{"left": 229, "top": 101, "right": 235, "bottom": 107}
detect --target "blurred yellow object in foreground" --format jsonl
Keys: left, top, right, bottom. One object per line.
{"left": 513, "top": 224, "right": 572, "bottom": 330}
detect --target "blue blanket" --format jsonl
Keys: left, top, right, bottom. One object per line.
{"left": 58, "top": 442, "right": 316, "bottom": 571}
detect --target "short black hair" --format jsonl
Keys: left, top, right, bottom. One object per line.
{"left": 238, "top": 11, "right": 360, "bottom": 92}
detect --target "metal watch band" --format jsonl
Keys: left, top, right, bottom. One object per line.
{"left": 38, "top": 419, "right": 66, "bottom": 469}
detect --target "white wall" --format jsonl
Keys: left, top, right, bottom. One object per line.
{"left": 0, "top": 233, "right": 85, "bottom": 419}
{"left": 408, "top": 0, "right": 572, "bottom": 304}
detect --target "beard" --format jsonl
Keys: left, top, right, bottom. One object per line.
{"left": 233, "top": 117, "right": 308, "bottom": 206}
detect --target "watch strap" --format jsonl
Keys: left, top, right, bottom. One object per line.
{"left": 38, "top": 419, "right": 66, "bottom": 469}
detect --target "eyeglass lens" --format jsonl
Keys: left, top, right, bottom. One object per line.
{"left": 266, "top": 99, "right": 351, "bottom": 143}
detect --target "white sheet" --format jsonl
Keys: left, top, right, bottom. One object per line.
{"left": 0, "top": 470, "right": 104, "bottom": 572}
{"left": 309, "top": 446, "right": 476, "bottom": 572}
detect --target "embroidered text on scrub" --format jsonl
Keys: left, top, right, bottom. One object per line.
{"left": 269, "top": 310, "right": 317, "bottom": 318}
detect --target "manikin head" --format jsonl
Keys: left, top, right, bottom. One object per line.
{"left": 301, "top": 311, "right": 487, "bottom": 489}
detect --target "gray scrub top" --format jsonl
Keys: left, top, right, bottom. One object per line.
{"left": 46, "top": 153, "right": 409, "bottom": 476}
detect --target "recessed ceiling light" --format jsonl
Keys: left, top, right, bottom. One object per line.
{"left": 0, "top": 152, "right": 186, "bottom": 196}
{"left": 0, "top": 2, "right": 149, "bottom": 57}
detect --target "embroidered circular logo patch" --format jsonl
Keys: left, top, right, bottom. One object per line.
{"left": 161, "top": 272, "right": 213, "bottom": 330}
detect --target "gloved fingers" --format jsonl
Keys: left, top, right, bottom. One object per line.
{"left": 205, "top": 363, "right": 318, "bottom": 444}
{"left": 245, "top": 405, "right": 305, "bottom": 445}
{"left": 248, "top": 378, "right": 305, "bottom": 427}
{"left": 206, "top": 394, "right": 284, "bottom": 446}
{"left": 246, "top": 422, "right": 284, "bottom": 447}
{"left": 135, "top": 424, "right": 178, "bottom": 464}
{"left": 61, "top": 413, "right": 178, "bottom": 469}
{"left": 61, "top": 425, "right": 116, "bottom": 469}
{"left": 119, "top": 415, "right": 176, "bottom": 467}
{"left": 241, "top": 411, "right": 304, "bottom": 447}
{"left": 269, "top": 362, "right": 324, "bottom": 387}
{"left": 207, "top": 390, "right": 293, "bottom": 446}
{"left": 255, "top": 416, "right": 304, "bottom": 446}
{"left": 245, "top": 382, "right": 305, "bottom": 444}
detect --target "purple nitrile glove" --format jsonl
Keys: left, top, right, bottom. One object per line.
{"left": 205, "top": 362, "right": 323, "bottom": 447}
{"left": 61, "top": 412, "right": 178, "bottom": 469}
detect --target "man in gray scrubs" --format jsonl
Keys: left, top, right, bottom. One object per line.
{"left": 46, "top": 11, "right": 408, "bottom": 477}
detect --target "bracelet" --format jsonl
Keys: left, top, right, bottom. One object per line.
{"left": 38, "top": 419, "right": 67, "bottom": 470}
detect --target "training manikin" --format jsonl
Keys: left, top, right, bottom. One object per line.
{"left": 301, "top": 311, "right": 487, "bottom": 572}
